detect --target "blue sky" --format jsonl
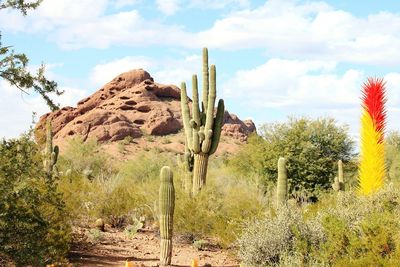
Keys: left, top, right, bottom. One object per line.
{"left": 1, "top": 0, "right": 400, "bottom": 141}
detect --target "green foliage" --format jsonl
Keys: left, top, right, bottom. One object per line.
{"left": 238, "top": 185, "right": 400, "bottom": 266}
{"left": 124, "top": 217, "right": 144, "bottom": 238}
{"left": 237, "top": 206, "right": 324, "bottom": 266}
{"left": 228, "top": 133, "right": 266, "bottom": 177}
{"left": 0, "top": 0, "right": 62, "bottom": 110}
{"left": 59, "top": 137, "right": 114, "bottom": 178}
{"left": 118, "top": 151, "right": 172, "bottom": 182}
{"left": 386, "top": 131, "right": 400, "bottom": 181}
{"left": 58, "top": 151, "right": 172, "bottom": 225}
{"left": 193, "top": 239, "right": 209, "bottom": 251}
{"left": 231, "top": 117, "right": 354, "bottom": 197}
{"left": 0, "top": 0, "right": 41, "bottom": 15}
{"left": 174, "top": 168, "right": 267, "bottom": 247}
{"left": 0, "top": 135, "right": 70, "bottom": 265}
{"left": 87, "top": 229, "right": 103, "bottom": 242}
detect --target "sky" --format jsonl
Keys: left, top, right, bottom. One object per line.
{"left": 1, "top": 0, "right": 400, "bottom": 141}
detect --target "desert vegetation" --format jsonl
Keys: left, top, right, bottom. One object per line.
{"left": 2, "top": 2, "right": 400, "bottom": 266}
{"left": 4, "top": 111, "right": 400, "bottom": 266}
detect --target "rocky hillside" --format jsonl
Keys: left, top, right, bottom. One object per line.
{"left": 36, "top": 69, "right": 255, "bottom": 156}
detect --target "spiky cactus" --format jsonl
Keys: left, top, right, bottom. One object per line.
{"left": 177, "top": 139, "right": 194, "bottom": 196}
{"left": 180, "top": 48, "right": 225, "bottom": 195}
{"left": 159, "top": 166, "right": 175, "bottom": 266}
{"left": 43, "top": 120, "right": 59, "bottom": 179}
{"left": 276, "top": 157, "right": 288, "bottom": 207}
{"left": 332, "top": 160, "right": 345, "bottom": 192}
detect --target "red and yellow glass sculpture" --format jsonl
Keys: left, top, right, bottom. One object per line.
{"left": 358, "top": 78, "right": 387, "bottom": 195}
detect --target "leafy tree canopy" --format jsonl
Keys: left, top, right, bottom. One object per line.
{"left": 386, "top": 131, "right": 400, "bottom": 181}
{"left": 230, "top": 117, "right": 355, "bottom": 196}
{"left": 0, "top": 0, "right": 62, "bottom": 111}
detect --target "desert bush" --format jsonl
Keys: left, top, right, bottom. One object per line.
{"left": 58, "top": 151, "right": 173, "bottom": 226}
{"left": 386, "top": 131, "right": 400, "bottom": 181}
{"left": 230, "top": 117, "right": 355, "bottom": 198}
{"left": 237, "top": 205, "right": 324, "bottom": 266}
{"left": 174, "top": 167, "right": 267, "bottom": 247}
{"left": 59, "top": 149, "right": 267, "bottom": 247}
{"left": 238, "top": 185, "right": 400, "bottom": 266}
{"left": 59, "top": 137, "right": 114, "bottom": 178}
{"left": 0, "top": 135, "right": 70, "bottom": 266}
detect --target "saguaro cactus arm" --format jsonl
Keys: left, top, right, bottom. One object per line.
{"left": 202, "top": 47, "right": 209, "bottom": 114}
{"left": 209, "top": 99, "right": 225, "bottom": 155}
{"left": 180, "top": 82, "right": 193, "bottom": 150}
{"left": 201, "top": 65, "right": 217, "bottom": 153}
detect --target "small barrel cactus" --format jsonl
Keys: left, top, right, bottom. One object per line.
{"left": 159, "top": 166, "right": 175, "bottom": 266}
{"left": 277, "top": 157, "right": 288, "bottom": 208}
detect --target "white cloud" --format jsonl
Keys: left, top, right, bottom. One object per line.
{"left": 156, "top": 0, "right": 181, "bottom": 16}
{"left": 0, "top": 81, "right": 48, "bottom": 138}
{"left": 89, "top": 54, "right": 201, "bottom": 87}
{"left": 0, "top": 0, "right": 192, "bottom": 49}
{"left": 189, "top": 0, "right": 250, "bottom": 9}
{"left": 0, "top": 80, "right": 88, "bottom": 139}
{"left": 196, "top": 1, "right": 400, "bottom": 65}
{"left": 113, "top": 0, "right": 141, "bottom": 9}
{"left": 155, "top": 0, "right": 249, "bottom": 15}
{"left": 222, "top": 59, "right": 351, "bottom": 107}
{"left": 2, "top": 0, "right": 400, "bottom": 66}
{"left": 222, "top": 58, "right": 400, "bottom": 139}
{"left": 89, "top": 56, "right": 155, "bottom": 86}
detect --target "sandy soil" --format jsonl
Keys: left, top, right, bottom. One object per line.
{"left": 68, "top": 227, "right": 239, "bottom": 267}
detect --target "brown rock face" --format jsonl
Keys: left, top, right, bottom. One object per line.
{"left": 222, "top": 112, "right": 256, "bottom": 141}
{"left": 36, "top": 69, "right": 255, "bottom": 144}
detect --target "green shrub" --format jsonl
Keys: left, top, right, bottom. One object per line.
{"left": 238, "top": 185, "right": 400, "bottom": 266}
{"left": 59, "top": 137, "right": 114, "bottom": 178}
{"left": 174, "top": 168, "right": 267, "bottom": 247}
{"left": 231, "top": 117, "right": 355, "bottom": 197}
{"left": 0, "top": 135, "right": 70, "bottom": 266}
{"left": 386, "top": 131, "right": 400, "bottom": 182}
{"left": 237, "top": 206, "right": 324, "bottom": 266}
{"left": 58, "top": 151, "right": 173, "bottom": 226}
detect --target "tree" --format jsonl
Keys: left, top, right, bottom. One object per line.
{"left": 0, "top": 133, "right": 70, "bottom": 265}
{"left": 385, "top": 131, "right": 400, "bottom": 181}
{"left": 0, "top": 0, "right": 62, "bottom": 110}
{"left": 231, "top": 117, "right": 355, "bottom": 197}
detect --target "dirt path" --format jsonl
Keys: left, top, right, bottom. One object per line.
{"left": 68, "top": 227, "right": 239, "bottom": 267}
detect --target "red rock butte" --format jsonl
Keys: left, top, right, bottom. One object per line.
{"left": 36, "top": 69, "right": 256, "bottom": 149}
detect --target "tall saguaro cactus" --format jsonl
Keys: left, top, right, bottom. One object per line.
{"left": 332, "top": 160, "right": 345, "bottom": 192}
{"left": 277, "top": 157, "right": 288, "bottom": 208}
{"left": 43, "top": 120, "right": 59, "bottom": 179}
{"left": 180, "top": 48, "right": 225, "bottom": 195}
{"left": 159, "top": 166, "right": 175, "bottom": 266}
